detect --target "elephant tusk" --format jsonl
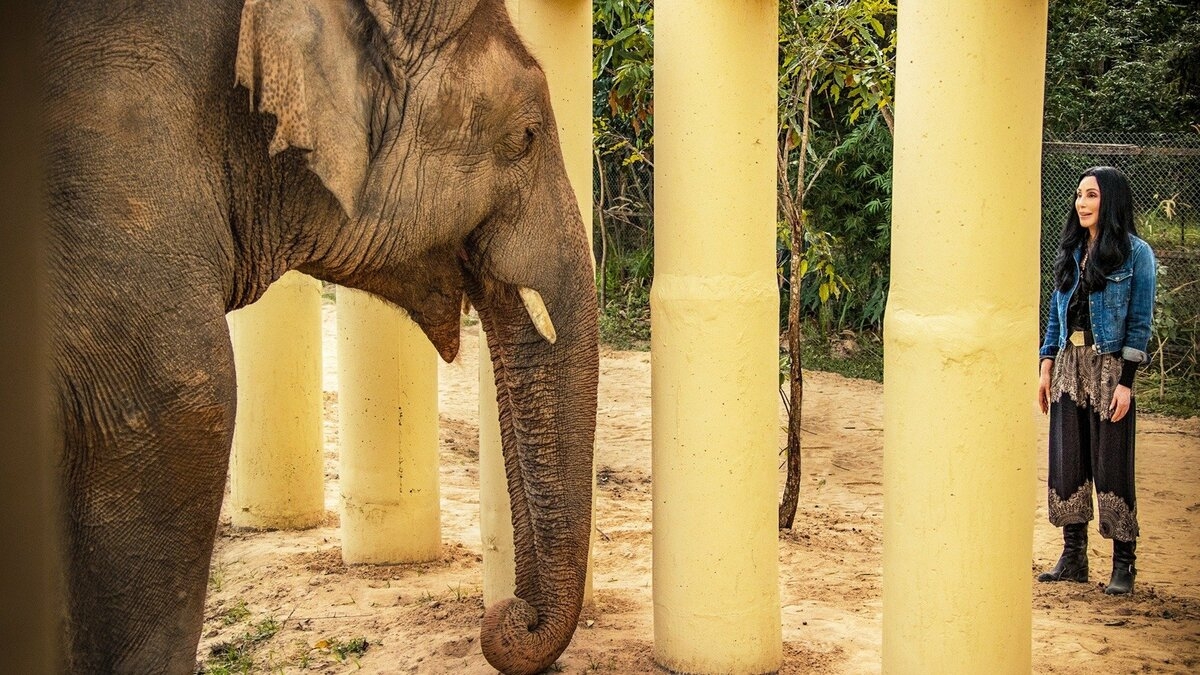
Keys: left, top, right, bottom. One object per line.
{"left": 519, "top": 287, "right": 557, "bottom": 344}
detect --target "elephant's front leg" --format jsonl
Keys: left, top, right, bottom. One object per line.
{"left": 60, "top": 318, "right": 237, "bottom": 673}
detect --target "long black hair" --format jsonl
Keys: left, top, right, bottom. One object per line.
{"left": 1053, "top": 165, "right": 1138, "bottom": 293}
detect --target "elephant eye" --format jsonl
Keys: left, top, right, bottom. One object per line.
{"left": 501, "top": 125, "right": 537, "bottom": 162}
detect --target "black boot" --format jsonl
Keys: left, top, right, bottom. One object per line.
{"left": 1104, "top": 539, "right": 1137, "bottom": 595}
{"left": 1038, "top": 523, "right": 1089, "bottom": 583}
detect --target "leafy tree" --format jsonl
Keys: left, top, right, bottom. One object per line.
{"left": 776, "top": 0, "right": 895, "bottom": 529}
{"left": 800, "top": 113, "right": 892, "bottom": 332}
{"left": 1044, "top": 0, "right": 1200, "bottom": 134}
{"left": 593, "top": 0, "right": 654, "bottom": 334}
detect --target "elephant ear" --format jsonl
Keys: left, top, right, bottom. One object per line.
{"left": 236, "top": 0, "right": 369, "bottom": 217}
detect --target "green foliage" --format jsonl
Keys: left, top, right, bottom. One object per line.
{"left": 781, "top": 321, "right": 883, "bottom": 383}
{"left": 1143, "top": 223, "right": 1199, "bottom": 385}
{"left": 593, "top": 0, "right": 654, "bottom": 349}
{"left": 199, "top": 613, "right": 281, "bottom": 675}
{"left": 1135, "top": 369, "right": 1200, "bottom": 418}
{"left": 1139, "top": 211, "right": 1200, "bottom": 251}
{"left": 208, "top": 563, "right": 227, "bottom": 592}
{"left": 598, "top": 249, "right": 651, "bottom": 350}
{"left": 325, "top": 636, "right": 370, "bottom": 661}
{"left": 778, "top": 0, "right": 896, "bottom": 138}
{"left": 202, "top": 644, "right": 254, "bottom": 675}
{"left": 795, "top": 114, "right": 893, "bottom": 331}
{"left": 793, "top": 228, "right": 850, "bottom": 331}
{"left": 221, "top": 600, "right": 251, "bottom": 626}
{"left": 1044, "top": 0, "right": 1200, "bottom": 134}
{"left": 1150, "top": 247, "right": 1200, "bottom": 383}
{"left": 594, "top": 1, "right": 653, "bottom": 133}
{"left": 246, "top": 617, "right": 280, "bottom": 643}
{"left": 777, "top": 0, "right": 896, "bottom": 335}
{"left": 599, "top": 299, "right": 650, "bottom": 351}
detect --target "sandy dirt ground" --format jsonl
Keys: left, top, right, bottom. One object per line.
{"left": 199, "top": 302, "right": 1200, "bottom": 674}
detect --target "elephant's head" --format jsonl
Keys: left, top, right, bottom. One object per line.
{"left": 235, "top": 1, "right": 597, "bottom": 673}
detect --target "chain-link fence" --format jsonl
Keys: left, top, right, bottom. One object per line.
{"left": 1040, "top": 133, "right": 1200, "bottom": 382}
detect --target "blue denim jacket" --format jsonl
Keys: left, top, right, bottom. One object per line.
{"left": 1039, "top": 235, "right": 1157, "bottom": 363}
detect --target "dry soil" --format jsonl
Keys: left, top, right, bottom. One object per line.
{"left": 198, "top": 303, "right": 1200, "bottom": 674}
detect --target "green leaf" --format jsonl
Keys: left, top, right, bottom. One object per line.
{"left": 612, "top": 24, "right": 639, "bottom": 42}
{"left": 597, "top": 46, "right": 614, "bottom": 74}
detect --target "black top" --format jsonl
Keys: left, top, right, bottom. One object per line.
{"left": 1066, "top": 279, "right": 1138, "bottom": 388}
{"left": 1067, "top": 283, "right": 1090, "bottom": 332}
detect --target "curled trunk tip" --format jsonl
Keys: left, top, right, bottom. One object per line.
{"left": 480, "top": 596, "right": 576, "bottom": 675}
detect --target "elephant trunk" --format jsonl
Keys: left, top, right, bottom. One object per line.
{"left": 470, "top": 256, "right": 598, "bottom": 675}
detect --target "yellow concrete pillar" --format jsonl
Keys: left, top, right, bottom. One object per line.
{"left": 482, "top": 0, "right": 595, "bottom": 605}
{"left": 882, "top": 1, "right": 1047, "bottom": 672}
{"left": 651, "top": 1, "right": 782, "bottom": 672}
{"left": 227, "top": 271, "right": 324, "bottom": 530}
{"left": 337, "top": 288, "right": 441, "bottom": 564}
{"left": 510, "top": 0, "right": 593, "bottom": 221}
{"left": 478, "top": 337, "right": 516, "bottom": 604}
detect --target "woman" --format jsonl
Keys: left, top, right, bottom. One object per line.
{"left": 1037, "top": 165, "right": 1156, "bottom": 595}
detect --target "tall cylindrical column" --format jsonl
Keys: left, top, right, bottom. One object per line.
{"left": 883, "top": 1, "right": 1047, "bottom": 672}
{"left": 479, "top": 337, "right": 516, "bottom": 604}
{"left": 227, "top": 271, "right": 324, "bottom": 530}
{"left": 651, "top": 1, "right": 782, "bottom": 672}
{"left": 482, "top": 0, "right": 595, "bottom": 605}
{"left": 511, "top": 0, "right": 593, "bottom": 222}
{"left": 338, "top": 288, "right": 441, "bottom": 564}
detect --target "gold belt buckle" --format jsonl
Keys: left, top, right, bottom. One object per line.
{"left": 1069, "top": 331, "right": 1086, "bottom": 347}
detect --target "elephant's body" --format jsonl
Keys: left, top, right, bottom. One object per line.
{"left": 49, "top": 5, "right": 263, "bottom": 670}
{"left": 46, "top": 2, "right": 598, "bottom": 673}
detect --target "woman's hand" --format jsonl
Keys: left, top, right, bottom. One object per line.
{"left": 1038, "top": 359, "right": 1054, "bottom": 414}
{"left": 1109, "top": 384, "right": 1132, "bottom": 422}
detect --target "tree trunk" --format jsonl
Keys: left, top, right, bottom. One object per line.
{"left": 778, "top": 79, "right": 813, "bottom": 530}
{"left": 778, "top": 204, "right": 805, "bottom": 529}
{"left": 594, "top": 149, "right": 608, "bottom": 310}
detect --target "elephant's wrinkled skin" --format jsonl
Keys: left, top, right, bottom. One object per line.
{"left": 45, "top": 1, "right": 597, "bottom": 673}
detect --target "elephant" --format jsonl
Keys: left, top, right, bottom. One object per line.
{"left": 44, "top": 1, "right": 598, "bottom": 673}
